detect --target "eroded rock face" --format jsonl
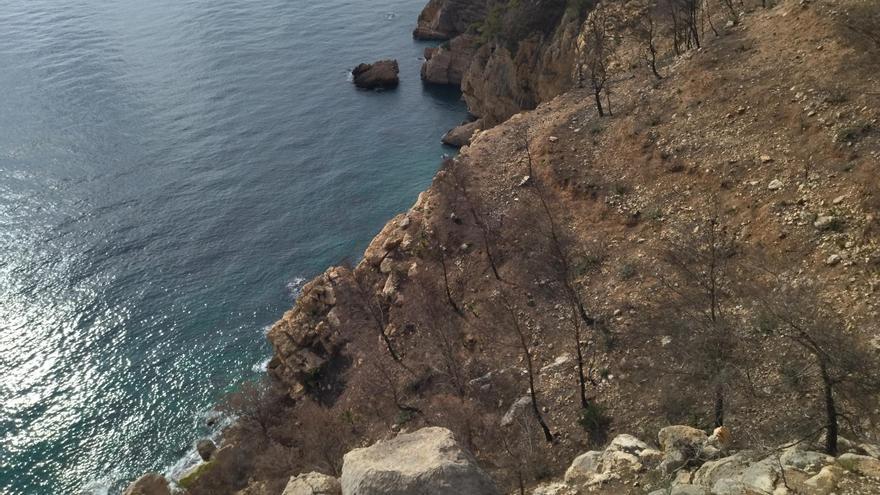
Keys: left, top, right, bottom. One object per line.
{"left": 123, "top": 473, "right": 171, "bottom": 495}
{"left": 340, "top": 427, "right": 500, "bottom": 495}
{"left": 461, "top": 11, "right": 581, "bottom": 126}
{"left": 413, "top": 0, "right": 489, "bottom": 40}
{"left": 352, "top": 60, "right": 399, "bottom": 90}
{"left": 442, "top": 119, "right": 482, "bottom": 148}
{"left": 421, "top": 35, "right": 477, "bottom": 86}
{"left": 267, "top": 268, "right": 350, "bottom": 396}
{"left": 282, "top": 472, "right": 341, "bottom": 495}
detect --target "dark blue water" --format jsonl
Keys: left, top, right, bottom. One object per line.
{"left": 0, "top": 0, "right": 463, "bottom": 493}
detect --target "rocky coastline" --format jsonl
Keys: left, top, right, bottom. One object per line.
{"left": 126, "top": 0, "right": 880, "bottom": 493}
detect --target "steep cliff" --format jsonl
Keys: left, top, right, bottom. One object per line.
{"left": 146, "top": 0, "right": 880, "bottom": 493}
{"left": 418, "top": 0, "right": 587, "bottom": 127}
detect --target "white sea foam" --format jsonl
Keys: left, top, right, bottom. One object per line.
{"left": 78, "top": 477, "right": 111, "bottom": 495}
{"left": 163, "top": 410, "right": 236, "bottom": 483}
{"left": 286, "top": 276, "right": 307, "bottom": 299}
{"left": 252, "top": 356, "right": 271, "bottom": 372}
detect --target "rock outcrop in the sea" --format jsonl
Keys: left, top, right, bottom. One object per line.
{"left": 416, "top": 0, "right": 584, "bottom": 126}
{"left": 123, "top": 473, "right": 171, "bottom": 495}
{"left": 267, "top": 268, "right": 352, "bottom": 397}
{"left": 340, "top": 427, "right": 500, "bottom": 495}
{"left": 196, "top": 438, "right": 216, "bottom": 462}
{"left": 442, "top": 118, "right": 482, "bottom": 147}
{"left": 352, "top": 60, "right": 399, "bottom": 89}
{"left": 421, "top": 35, "right": 477, "bottom": 86}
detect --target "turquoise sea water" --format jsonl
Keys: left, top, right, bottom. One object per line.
{"left": 0, "top": 0, "right": 464, "bottom": 493}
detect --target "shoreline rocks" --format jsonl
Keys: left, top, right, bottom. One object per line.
{"left": 196, "top": 438, "right": 217, "bottom": 462}
{"left": 352, "top": 60, "right": 399, "bottom": 90}
{"left": 123, "top": 473, "right": 171, "bottom": 495}
{"left": 441, "top": 119, "right": 482, "bottom": 147}
{"left": 421, "top": 35, "right": 477, "bottom": 86}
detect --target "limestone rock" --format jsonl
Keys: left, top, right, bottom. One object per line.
{"left": 838, "top": 453, "right": 880, "bottom": 477}
{"left": 421, "top": 35, "right": 477, "bottom": 86}
{"left": 413, "top": 0, "right": 489, "bottom": 40}
{"left": 693, "top": 451, "right": 760, "bottom": 489}
{"left": 531, "top": 482, "right": 576, "bottom": 495}
{"left": 740, "top": 458, "right": 779, "bottom": 493}
{"left": 340, "top": 427, "right": 499, "bottom": 495}
{"left": 352, "top": 60, "right": 400, "bottom": 90}
{"left": 442, "top": 119, "right": 482, "bottom": 148}
{"left": 283, "top": 472, "right": 341, "bottom": 495}
{"left": 779, "top": 449, "right": 833, "bottom": 472}
{"left": 123, "top": 473, "right": 171, "bottom": 495}
{"left": 813, "top": 215, "right": 839, "bottom": 230}
{"left": 804, "top": 465, "right": 844, "bottom": 494}
{"left": 500, "top": 395, "right": 531, "bottom": 427}
{"left": 670, "top": 485, "right": 708, "bottom": 495}
{"left": 659, "top": 425, "right": 709, "bottom": 453}
{"left": 564, "top": 451, "right": 603, "bottom": 485}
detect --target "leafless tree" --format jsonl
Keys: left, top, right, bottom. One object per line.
{"left": 635, "top": 8, "right": 664, "bottom": 79}
{"left": 652, "top": 211, "right": 742, "bottom": 427}
{"left": 496, "top": 289, "right": 554, "bottom": 443}
{"left": 750, "top": 282, "right": 880, "bottom": 455}
{"left": 578, "top": 3, "right": 617, "bottom": 116}
{"left": 444, "top": 157, "right": 504, "bottom": 282}
{"left": 218, "top": 378, "right": 286, "bottom": 439}
{"left": 523, "top": 134, "right": 597, "bottom": 411}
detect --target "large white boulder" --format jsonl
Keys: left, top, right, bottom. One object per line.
{"left": 340, "top": 427, "right": 500, "bottom": 495}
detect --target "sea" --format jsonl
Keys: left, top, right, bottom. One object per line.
{"left": 0, "top": 0, "right": 465, "bottom": 493}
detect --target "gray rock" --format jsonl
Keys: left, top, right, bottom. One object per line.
{"left": 710, "top": 478, "right": 750, "bottom": 495}
{"left": 693, "top": 451, "right": 760, "bottom": 489}
{"left": 607, "top": 434, "right": 649, "bottom": 455}
{"left": 838, "top": 453, "right": 880, "bottom": 477}
{"left": 123, "top": 473, "right": 171, "bottom": 495}
{"left": 340, "top": 427, "right": 499, "bottom": 495}
{"left": 531, "top": 482, "right": 575, "bottom": 495}
{"left": 813, "top": 215, "right": 838, "bottom": 230}
{"left": 442, "top": 119, "right": 482, "bottom": 147}
{"left": 283, "top": 472, "right": 341, "bottom": 495}
{"left": 196, "top": 439, "right": 217, "bottom": 462}
{"left": 670, "top": 485, "right": 708, "bottom": 495}
{"left": 740, "top": 458, "right": 778, "bottom": 493}
{"left": 779, "top": 449, "right": 833, "bottom": 472}
{"left": 564, "top": 451, "right": 603, "bottom": 485}
{"left": 500, "top": 396, "right": 531, "bottom": 427}
{"left": 659, "top": 425, "right": 708, "bottom": 453}
{"left": 804, "top": 465, "right": 844, "bottom": 494}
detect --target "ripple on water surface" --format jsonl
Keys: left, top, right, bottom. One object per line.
{"left": 0, "top": 0, "right": 465, "bottom": 493}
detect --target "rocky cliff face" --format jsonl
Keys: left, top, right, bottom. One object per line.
{"left": 128, "top": 1, "right": 880, "bottom": 493}
{"left": 413, "top": 0, "right": 490, "bottom": 40}
{"left": 417, "top": 0, "right": 587, "bottom": 127}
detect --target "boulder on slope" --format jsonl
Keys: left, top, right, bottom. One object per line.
{"left": 340, "top": 427, "right": 499, "bottom": 495}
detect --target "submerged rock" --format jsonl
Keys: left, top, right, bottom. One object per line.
{"left": 352, "top": 60, "right": 400, "bottom": 90}
{"left": 340, "top": 427, "right": 499, "bottom": 495}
